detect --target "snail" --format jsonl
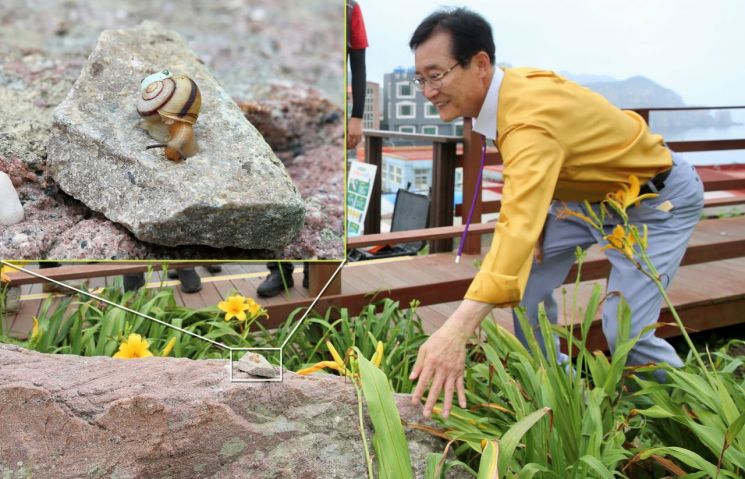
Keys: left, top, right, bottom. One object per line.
{"left": 136, "top": 70, "right": 201, "bottom": 161}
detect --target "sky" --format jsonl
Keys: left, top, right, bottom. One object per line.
{"left": 361, "top": 0, "right": 745, "bottom": 107}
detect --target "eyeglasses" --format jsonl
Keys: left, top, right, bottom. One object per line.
{"left": 411, "top": 62, "right": 460, "bottom": 92}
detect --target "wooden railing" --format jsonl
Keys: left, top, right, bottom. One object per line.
{"left": 362, "top": 106, "right": 745, "bottom": 255}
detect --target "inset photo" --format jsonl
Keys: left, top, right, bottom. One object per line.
{"left": 0, "top": 0, "right": 344, "bottom": 261}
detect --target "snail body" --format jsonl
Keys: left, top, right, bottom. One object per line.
{"left": 136, "top": 70, "right": 201, "bottom": 161}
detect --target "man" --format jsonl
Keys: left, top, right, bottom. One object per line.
{"left": 407, "top": 8, "right": 704, "bottom": 419}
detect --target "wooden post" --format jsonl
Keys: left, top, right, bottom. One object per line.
{"left": 363, "top": 135, "right": 383, "bottom": 235}
{"left": 636, "top": 109, "right": 650, "bottom": 125}
{"left": 430, "top": 142, "right": 456, "bottom": 253}
{"left": 461, "top": 118, "right": 483, "bottom": 255}
{"left": 307, "top": 262, "right": 342, "bottom": 296}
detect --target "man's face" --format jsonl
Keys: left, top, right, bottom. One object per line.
{"left": 414, "top": 32, "right": 482, "bottom": 122}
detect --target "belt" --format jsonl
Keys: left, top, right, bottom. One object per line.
{"left": 640, "top": 166, "right": 673, "bottom": 195}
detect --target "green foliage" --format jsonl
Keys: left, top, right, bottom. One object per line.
{"left": 4, "top": 277, "right": 427, "bottom": 393}
{"left": 264, "top": 297, "right": 428, "bottom": 392}
{"left": 5, "top": 266, "right": 744, "bottom": 477}
{"left": 355, "top": 347, "right": 414, "bottom": 479}
{"left": 21, "top": 280, "right": 243, "bottom": 359}
{"left": 419, "top": 288, "right": 744, "bottom": 477}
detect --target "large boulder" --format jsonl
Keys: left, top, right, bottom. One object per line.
{"left": 0, "top": 344, "right": 460, "bottom": 479}
{"left": 47, "top": 21, "right": 305, "bottom": 250}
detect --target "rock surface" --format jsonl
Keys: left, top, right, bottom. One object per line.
{"left": 0, "top": 0, "right": 343, "bottom": 260}
{"left": 47, "top": 21, "right": 304, "bottom": 250}
{"left": 0, "top": 344, "right": 459, "bottom": 479}
{"left": 0, "top": 172, "right": 24, "bottom": 225}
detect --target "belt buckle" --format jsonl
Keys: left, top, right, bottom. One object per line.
{"left": 641, "top": 165, "right": 672, "bottom": 195}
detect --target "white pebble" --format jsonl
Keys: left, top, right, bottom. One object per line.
{"left": 0, "top": 172, "right": 24, "bottom": 225}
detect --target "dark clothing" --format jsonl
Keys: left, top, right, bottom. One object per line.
{"left": 347, "top": 0, "right": 367, "bottom": 119}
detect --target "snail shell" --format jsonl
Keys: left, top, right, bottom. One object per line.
{"left": 137, "top": 70, "right": 201, "bottom": 161}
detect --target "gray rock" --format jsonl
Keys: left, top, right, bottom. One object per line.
{"left": 0, "top": 172, "right": 24, "bottom": 225}
{"left": 234, "top": 352, "right": 278, "bottom": 378}
{"left": 0, "top": 344, "right": 465, "bottom": 479}
{"left": 47, "top": 21, "right": 305, "bottom": 250}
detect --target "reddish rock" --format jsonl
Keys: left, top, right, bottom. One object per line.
{"left": 0, "top": 344, "right": 461, "bottom": 479}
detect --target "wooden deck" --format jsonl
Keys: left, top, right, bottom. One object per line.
{"left": 4, "top": 214, "right": 745, "bottom": 350}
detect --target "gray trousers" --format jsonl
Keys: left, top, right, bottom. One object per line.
{"left": 512, "top": 153, "right": 704, "bottom": 370}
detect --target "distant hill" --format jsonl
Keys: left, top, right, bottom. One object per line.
{"left": 571, "top": 74, "right": 734, "bottom": 131}
{"left": 559, "top": 71, "right": 617, "bottom": 85}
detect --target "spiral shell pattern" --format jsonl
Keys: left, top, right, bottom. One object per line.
{"left": 137, "top": 73, "right": 201, "bottom": 125}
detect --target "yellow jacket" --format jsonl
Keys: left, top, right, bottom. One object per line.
{"left": 464, "top": 67, "right": 672, "bottom": 306}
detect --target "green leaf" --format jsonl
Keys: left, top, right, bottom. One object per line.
{"left": 497, "top": 407, "right": 551, "bottom": 474}
{"left": 355, "top": 347, "right": 413, "bottom": 479}
{"left": 477, "top": 439, "right": 498, "bottom": 479}
{"left": 725, "top": 410, "right": 745, "bottom": 449}
{"left": 425, "top": 452, "right": 444, "bottom": 479}
{"left": 576, "top": 455, "right": 615, "bottom": 479}
{"left": 637, "top": 447, "right": 728, "bottom": 478}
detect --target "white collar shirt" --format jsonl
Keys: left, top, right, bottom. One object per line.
{"left": 472, "top": 67, "right": 504, "bottom": 141}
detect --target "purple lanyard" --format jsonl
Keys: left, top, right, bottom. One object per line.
{"left": 456, "top": 135, "right": 487, "bottom": 263}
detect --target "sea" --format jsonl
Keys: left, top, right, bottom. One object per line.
{"left": 651, "top": 109, "right": 745, "bottom": 166}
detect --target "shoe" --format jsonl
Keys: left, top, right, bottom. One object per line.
{"left": 167, "top": 269, "right": 179, "bottom": 279}
{"left": 123, "top": 273, "right": 146, "bottom": 292}
{"left": 205, "top": 265, "right": 222, "bottom": 273}
{"left": 178, "top": 268, "right": 202, "bottom": 294}
{"left": 257, "top": 270, "right": 294, "bottom": 298}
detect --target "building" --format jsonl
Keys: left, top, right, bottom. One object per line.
{"left": 363, "top": 82, "right": 380, "bottom": 130}
{"left": 382, "top": 66, "right": 463, "bottom": 136}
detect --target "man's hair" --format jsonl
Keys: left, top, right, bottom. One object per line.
{"left": 409, "top": 7, "right": 495, "bottom": 66}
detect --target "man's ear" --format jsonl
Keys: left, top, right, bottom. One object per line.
{"left": 468, "top": 51, "right": 491, "bottom": 79}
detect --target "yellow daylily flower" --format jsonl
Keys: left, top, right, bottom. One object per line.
{"left": 326, "top": 340, "right": 346, "bottom": 367}
{"left": 556, "top": 203, "right": 601, "bottom": 229}
{"left": 296, "top": 341, "right": 352, "bottom": 377}
{"left": 557, "top": 208, "right": 597, "bottom": 226}
{"left": 245, "top": 297, "right": 268, "bottom": 319}
{"left": 0, "top": 260, "right": 28, "bottom": 283}
{"left": 370, "top": 341, "right": 384, "bottom": 368}
{"left": 606, "top": 175, "right": 659, "bottom": 213}
{"left": 113, "top": 333, "right": 154, "bottom": 359}
{"left": 296, "top": 360, "right": 344, "bottom": 375}
{"left": 217, "top": 294, "right": 251, "bottom": 322}
{"left": 1, "top": 261, "right": 29, "bottom": 283}
{"left": 601, "top": 224, "right": 636, "bottom": 260}
{"left": 30, "top": 317, "right": 41, "bottom": 341}
{"left": 160, "top": 337, "right": 176, "bottom": 357}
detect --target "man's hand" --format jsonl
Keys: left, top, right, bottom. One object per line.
{"left": 409, "top": 323, "right": 468, "bottom": 419}
{"left": 409, "top": 299, "right": 494, "bottom": 419}
{"left": 347, "top": 117, "right": 363, "bottom": 149}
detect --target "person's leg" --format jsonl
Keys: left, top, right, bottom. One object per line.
{"left": 177, "top": 268, "right": 202, "bottom": 293}
{"left": 123, "top": 273, "right": 145, "bottom": 292}
{"left": 602, "top": 155, "right": 704, "bottom": 374}
{"left": 258, "top": 262, "right": 295, "bottom": 298}
{"left": 512, "top": 203, "right": 596, "bottom": 360}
